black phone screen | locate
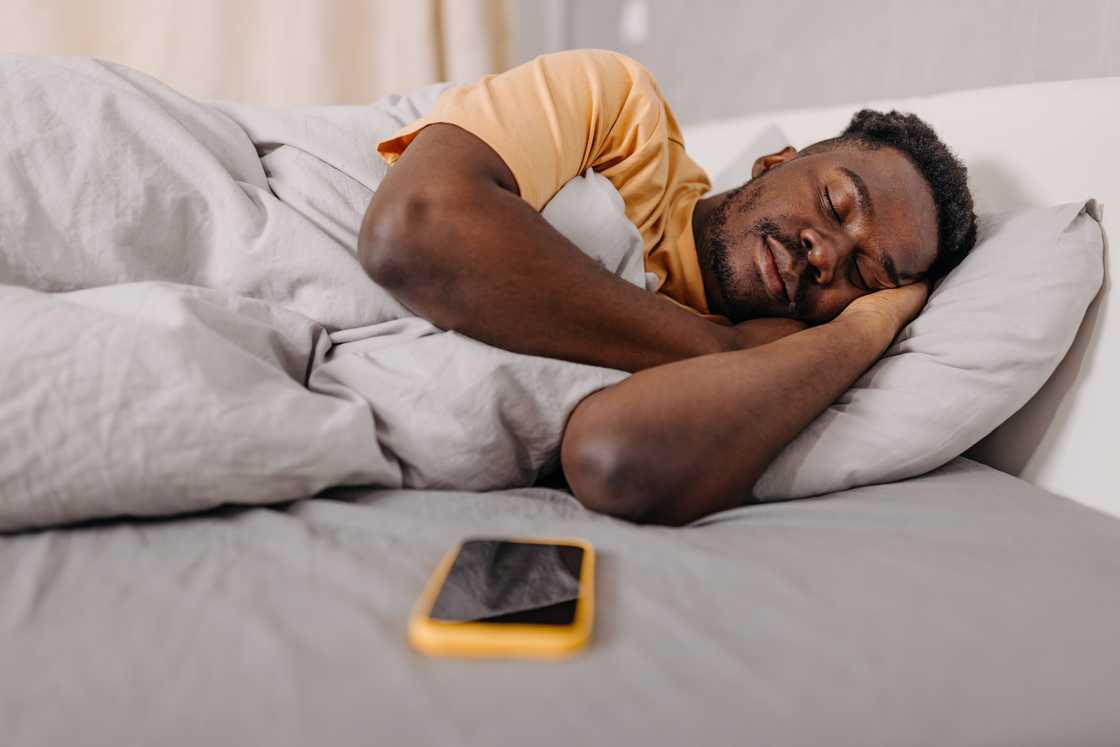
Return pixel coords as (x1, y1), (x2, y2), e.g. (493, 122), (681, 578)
(429, 539), (584, 626)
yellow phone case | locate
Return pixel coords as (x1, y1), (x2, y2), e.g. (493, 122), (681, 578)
(408, 536), (595, 659)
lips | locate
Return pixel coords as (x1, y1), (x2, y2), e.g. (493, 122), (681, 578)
(765, 236), (800, 312)
(756, 235), (789, 304)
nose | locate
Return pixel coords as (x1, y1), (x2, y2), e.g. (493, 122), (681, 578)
(799, 226), (854, 286)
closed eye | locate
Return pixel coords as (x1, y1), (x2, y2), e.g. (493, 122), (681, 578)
(828, 190), (871, 288)
(825, 187), (842, 225)
(849, 257), (870, 290)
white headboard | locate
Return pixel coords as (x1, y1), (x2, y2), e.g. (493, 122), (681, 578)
(683, 77), (1116, 517)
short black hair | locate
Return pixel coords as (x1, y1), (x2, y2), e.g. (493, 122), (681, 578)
(804, 109), (977, 282)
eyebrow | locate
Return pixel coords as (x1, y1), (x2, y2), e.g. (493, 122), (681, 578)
(838, 166), (906, 287)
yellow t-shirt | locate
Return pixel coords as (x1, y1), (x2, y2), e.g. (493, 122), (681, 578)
(376, 49), (729, 324)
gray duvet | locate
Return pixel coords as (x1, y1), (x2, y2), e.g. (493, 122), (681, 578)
(0, 56), (631, 530)
(3, 458), (1120, 746)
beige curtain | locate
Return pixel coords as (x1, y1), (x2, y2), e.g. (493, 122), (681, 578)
(0, 0), (510, 105)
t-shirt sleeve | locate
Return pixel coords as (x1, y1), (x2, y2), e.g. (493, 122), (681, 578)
(376, 49), (674, 215)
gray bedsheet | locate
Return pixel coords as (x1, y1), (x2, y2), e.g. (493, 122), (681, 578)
(3, 457), (1119, 747)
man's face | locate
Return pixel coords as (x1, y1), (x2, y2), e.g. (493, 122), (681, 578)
(696, 144), (939, 325)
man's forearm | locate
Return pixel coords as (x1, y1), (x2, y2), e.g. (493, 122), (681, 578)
(361, 176), (727, 373)
(561, 310), (898, 525)
(359, 124), (728, 373)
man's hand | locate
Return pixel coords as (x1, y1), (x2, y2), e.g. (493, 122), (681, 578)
(840, 281), (930, 336)
(716, 281), (929, 354)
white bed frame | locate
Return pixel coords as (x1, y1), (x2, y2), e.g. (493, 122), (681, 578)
(683, 77), (1117, 517)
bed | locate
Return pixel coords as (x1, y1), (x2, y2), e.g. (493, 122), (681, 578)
(4, 458), (1120, 746)
(2, 63), (1118, 746)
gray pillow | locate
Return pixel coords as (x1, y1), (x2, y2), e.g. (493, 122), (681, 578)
(752, 200), (1105, 500)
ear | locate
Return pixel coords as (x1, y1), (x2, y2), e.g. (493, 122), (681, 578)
(751, 145), (797, 179)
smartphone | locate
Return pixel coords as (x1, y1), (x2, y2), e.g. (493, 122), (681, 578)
(408, 536), (595, 659)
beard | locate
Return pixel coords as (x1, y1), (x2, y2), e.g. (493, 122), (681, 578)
(700, 175), (810, 322)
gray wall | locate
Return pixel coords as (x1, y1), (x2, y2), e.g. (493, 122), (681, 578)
(513, 0), (1120, 125)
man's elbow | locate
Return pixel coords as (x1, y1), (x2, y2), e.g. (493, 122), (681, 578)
(358, 188), (440, 290)
(357, 189), (465, 328)
(560, 410), (755, 526)
(561, 426), (664, 524)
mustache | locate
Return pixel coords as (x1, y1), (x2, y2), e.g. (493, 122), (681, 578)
(751, 218), (811, 315)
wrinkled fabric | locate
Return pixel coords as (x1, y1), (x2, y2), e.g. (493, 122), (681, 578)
(0, 55), (635, 530)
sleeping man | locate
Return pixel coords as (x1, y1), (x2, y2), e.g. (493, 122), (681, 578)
(359, 49), (978, 526)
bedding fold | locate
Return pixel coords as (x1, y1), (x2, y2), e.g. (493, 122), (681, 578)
(0, 55), (634, 530)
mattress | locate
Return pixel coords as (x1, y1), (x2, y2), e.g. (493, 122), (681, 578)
(3, 457), (1119, 747)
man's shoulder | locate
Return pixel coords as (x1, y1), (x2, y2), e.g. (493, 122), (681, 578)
(547, 48), (645, 68)
(532, 48), (658, 89)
